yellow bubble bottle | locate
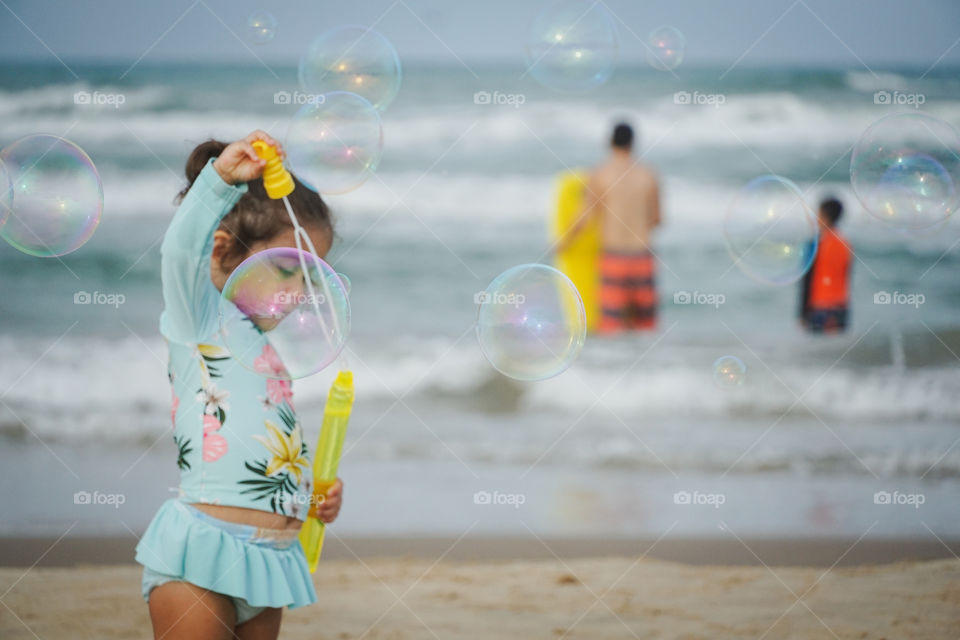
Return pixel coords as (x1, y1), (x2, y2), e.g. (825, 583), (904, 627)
(251, 140), (294, 199)
(300, 370), (355, 572)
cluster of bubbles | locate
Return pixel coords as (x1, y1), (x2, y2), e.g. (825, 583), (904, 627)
(850, 113), (960, 232)
(476, 264), (586, 381)
(523, 2), (690, 90)
(723, 175), (819, 285)
(221, 24), (402, 377)
(524, 0), (618, 92)
(283, 26), (401, 196)
(219, 248), (351, 380)
(646, 26), (686, 71)
(247, 11), (277, 44)
(0, 134), (102, 257)
(713, 356), (746, 388)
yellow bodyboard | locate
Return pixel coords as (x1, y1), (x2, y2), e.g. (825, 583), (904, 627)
(551, 171), (600, 332)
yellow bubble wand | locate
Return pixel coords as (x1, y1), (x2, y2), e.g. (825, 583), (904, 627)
(253, 141), (354, 572)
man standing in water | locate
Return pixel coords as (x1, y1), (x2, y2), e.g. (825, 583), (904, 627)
(558, 122), (662, 332)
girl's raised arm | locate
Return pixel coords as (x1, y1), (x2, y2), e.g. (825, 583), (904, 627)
(160, 158), (247, 345)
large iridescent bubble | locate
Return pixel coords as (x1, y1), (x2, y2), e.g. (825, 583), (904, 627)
(646, 26), (686, 71)
(850, 113), (960, 232)
(219, 248), (350, 380)
(0, 135), (102, 257)
(476, 264), (586, 381)
(286, 91), (383, 195)
(524, 0), (618, 92)
(724, 175), (818, 285)
(299, 25), (402, 111)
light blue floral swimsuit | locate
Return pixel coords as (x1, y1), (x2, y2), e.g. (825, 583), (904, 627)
(135, 159), (317, 619)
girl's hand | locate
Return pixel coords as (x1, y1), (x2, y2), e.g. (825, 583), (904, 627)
(317, 478), (343, 524)
(213, 130), (285, 185)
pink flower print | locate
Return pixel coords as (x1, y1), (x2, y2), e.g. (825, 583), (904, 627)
(254, 344), (289, 378)
(255, 344), (294, 408)
(202, 414), (228, 462)
(171, 390), (180, 427)
(266, 378), (294, 409)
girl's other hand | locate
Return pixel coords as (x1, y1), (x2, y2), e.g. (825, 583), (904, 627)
(317, 478), (343, 524)
(213, 130), (285, 185)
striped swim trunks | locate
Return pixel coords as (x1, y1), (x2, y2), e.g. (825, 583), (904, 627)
(599, 251), (657, 332)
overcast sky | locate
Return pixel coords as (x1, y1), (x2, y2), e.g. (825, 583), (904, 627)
(2, 0), (959, 69)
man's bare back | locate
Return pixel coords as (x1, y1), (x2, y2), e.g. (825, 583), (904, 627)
(587, 155), (661, 252)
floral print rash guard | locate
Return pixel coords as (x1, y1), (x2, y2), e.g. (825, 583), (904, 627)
(161, 159), (312, 520)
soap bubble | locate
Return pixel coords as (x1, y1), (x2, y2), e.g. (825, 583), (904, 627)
(299, 25), (402, 111)
(713, 356), (746, 388)
(247, 11), (277, 43)
(646, 25), (686, 71)
(336, 272), (351, 295)
(0, 134), (102, 257)
(724, 175), (818, 285)
(0, 158), (11, 230)
(524, 0), (618, 92)
(286, 91), (383, 195)
(219, 248), (350, 380)
(850, 113), (960, 232)
(476, 264), (586, 381)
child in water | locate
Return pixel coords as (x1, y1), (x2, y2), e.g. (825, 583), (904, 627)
(136, 130), (343, 639)
(800, 197), (852, 334)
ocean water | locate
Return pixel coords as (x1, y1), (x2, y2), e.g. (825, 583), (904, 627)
(1, 62), (959, 540)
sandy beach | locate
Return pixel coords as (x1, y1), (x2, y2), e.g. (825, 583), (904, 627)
(2, 553), (958, 639)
